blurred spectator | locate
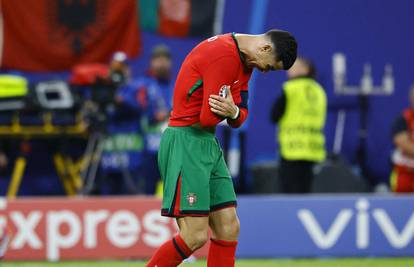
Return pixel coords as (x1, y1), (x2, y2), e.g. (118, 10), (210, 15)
(97, 52), (148, 195)
(99, 46), (171, 195)
(390, 85), (414, 193)
(134, 45), (173, 194)
(270, 57), (327, 193)
(109, 51), (130, 87)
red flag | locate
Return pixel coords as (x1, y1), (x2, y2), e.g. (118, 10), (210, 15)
(158, 0), (191, 37)
(1, 0), (141, 71)
(140, 0), (221, 38)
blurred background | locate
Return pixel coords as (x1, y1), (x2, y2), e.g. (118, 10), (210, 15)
(1, 0), (414, 264)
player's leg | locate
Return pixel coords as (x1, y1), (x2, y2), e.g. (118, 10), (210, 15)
(146, 216), (208, 267)
(176, 216), (209, 250)
(208, 205), (239, 267)
(209, 206), (240, 241)
(146, 126), (216, 267)
(207, 206), (239, 267)
(207, 149), (239, 267)
(208, 207), (240, 266)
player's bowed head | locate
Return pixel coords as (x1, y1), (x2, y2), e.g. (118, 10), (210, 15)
(236, 29), (297, 72)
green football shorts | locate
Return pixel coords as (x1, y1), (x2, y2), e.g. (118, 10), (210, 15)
(158, 126), (237, 217)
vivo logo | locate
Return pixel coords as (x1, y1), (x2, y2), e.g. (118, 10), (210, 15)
(298, 198), (414, 249)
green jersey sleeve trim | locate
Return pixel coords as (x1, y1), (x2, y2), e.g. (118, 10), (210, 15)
(186, 79), (203, 101)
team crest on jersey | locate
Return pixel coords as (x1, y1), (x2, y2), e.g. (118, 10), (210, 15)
(219, 85), (230, 98)
(186, 193), (197, 206)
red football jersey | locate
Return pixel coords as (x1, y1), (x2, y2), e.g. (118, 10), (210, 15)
(169, 33), (252, 128)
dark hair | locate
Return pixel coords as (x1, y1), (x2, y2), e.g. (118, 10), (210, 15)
(266, 29), (297, 70)
(151, 44), (171, 59)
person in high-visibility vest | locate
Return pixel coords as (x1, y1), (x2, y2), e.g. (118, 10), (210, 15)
(390, 85), (414, 193)
(270, 57), (327, 193)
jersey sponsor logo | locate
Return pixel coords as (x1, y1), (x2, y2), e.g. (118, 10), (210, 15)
(219, 85), (230, 98)
(186, 193), (197, 207)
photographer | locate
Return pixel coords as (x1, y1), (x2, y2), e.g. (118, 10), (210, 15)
(134, 45), (172, 195)
(98, 52), (149, 194)
(101, 49), (170, 194)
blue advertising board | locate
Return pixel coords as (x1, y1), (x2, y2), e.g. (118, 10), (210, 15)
(236, 195), (414, 257)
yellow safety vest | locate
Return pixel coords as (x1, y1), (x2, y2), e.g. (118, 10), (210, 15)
(278, 78), (327, 161)
(0, 75), (28, 98)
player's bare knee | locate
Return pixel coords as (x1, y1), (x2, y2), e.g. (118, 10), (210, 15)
(234, 216), (241, 236)
(226, 216), (240, 239)
(195, 231), (209, 249)
(187, 230), (209, 250)
(215, 216), (240, 240)
(180, 225), (208, 251)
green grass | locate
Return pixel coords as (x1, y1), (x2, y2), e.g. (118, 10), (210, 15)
(2, 258), (414, 267)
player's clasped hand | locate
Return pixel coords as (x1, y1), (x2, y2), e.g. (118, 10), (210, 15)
(209, 87), (238, 118)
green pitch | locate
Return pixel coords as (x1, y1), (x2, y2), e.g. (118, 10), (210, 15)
(2, 258), (414, 267)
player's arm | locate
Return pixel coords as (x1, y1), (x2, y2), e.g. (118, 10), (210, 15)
(209, 81), (249, 128)
(199, 56), (238, 127)
(226, 88), (248, 128)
